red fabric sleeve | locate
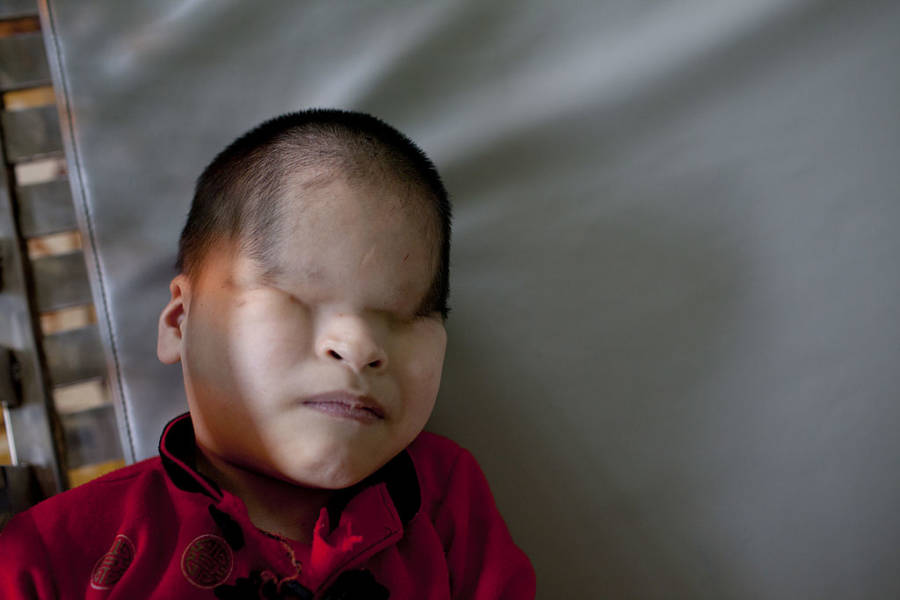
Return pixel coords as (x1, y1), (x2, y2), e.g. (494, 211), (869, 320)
(434, 449), (536, 599)
(0, 512), (59, 599)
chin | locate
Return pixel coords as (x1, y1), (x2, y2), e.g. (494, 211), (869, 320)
(275, 456), (379, 491)
(295, 471), (371, 491)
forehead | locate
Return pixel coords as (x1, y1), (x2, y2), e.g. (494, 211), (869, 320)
(257, 175), (438, 301)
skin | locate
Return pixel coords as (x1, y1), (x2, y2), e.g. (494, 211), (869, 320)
(156, 175), (447, 542)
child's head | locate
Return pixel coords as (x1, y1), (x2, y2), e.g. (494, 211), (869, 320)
(157, 109), (451, 490)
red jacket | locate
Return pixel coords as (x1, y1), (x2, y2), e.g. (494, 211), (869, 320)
(0, 413), (535, 599)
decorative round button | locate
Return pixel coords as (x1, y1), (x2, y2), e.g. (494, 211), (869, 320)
(90, 534), (135, 590)
(181, 534), (233, 588)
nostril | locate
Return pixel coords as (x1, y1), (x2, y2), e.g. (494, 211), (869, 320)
(368, 359), (383, 369)
(328, 350), (342, 360)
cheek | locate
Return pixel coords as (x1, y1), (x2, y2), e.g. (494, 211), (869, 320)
(245, 304), (308, 356)
(233, 303), (313, 379)
(397, 324), (447, 412)
(187, 299), (312, 394)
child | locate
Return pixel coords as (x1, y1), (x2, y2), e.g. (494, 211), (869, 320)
(0, 110), (535, 599)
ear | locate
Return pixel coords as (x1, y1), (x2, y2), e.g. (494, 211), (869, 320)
(157, 274), (190, 364)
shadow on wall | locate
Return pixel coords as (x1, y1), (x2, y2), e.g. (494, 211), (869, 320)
(426, 7), (759, 595)
(433, 173), (748, 596)
(428, 2), (875, 596)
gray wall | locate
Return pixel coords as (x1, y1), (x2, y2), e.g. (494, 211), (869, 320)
(42, 0), (900, 597)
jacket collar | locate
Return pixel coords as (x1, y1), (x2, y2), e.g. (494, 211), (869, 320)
(157, 412), (421, 527)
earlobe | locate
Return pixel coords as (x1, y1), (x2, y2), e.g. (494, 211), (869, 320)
(157, 275), (189, 364)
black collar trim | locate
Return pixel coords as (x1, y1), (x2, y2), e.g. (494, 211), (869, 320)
(158, 413), (421, 526)
(158, 413), (223, 498)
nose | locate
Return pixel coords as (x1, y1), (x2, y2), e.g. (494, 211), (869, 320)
(316, 313), (388, 373)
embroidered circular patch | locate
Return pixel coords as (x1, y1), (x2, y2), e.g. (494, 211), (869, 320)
(90, 534), (135, 590)
(181, 534), (233, 588)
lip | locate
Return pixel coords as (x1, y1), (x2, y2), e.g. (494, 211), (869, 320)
(300, 391), (386, 423)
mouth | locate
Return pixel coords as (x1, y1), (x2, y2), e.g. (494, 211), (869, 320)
(300, 391), (386, 423)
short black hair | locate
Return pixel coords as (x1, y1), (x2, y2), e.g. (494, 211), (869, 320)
(176, 109), (451, 318)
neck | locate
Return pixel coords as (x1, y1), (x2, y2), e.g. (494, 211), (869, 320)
(195, 447), (332, 544)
